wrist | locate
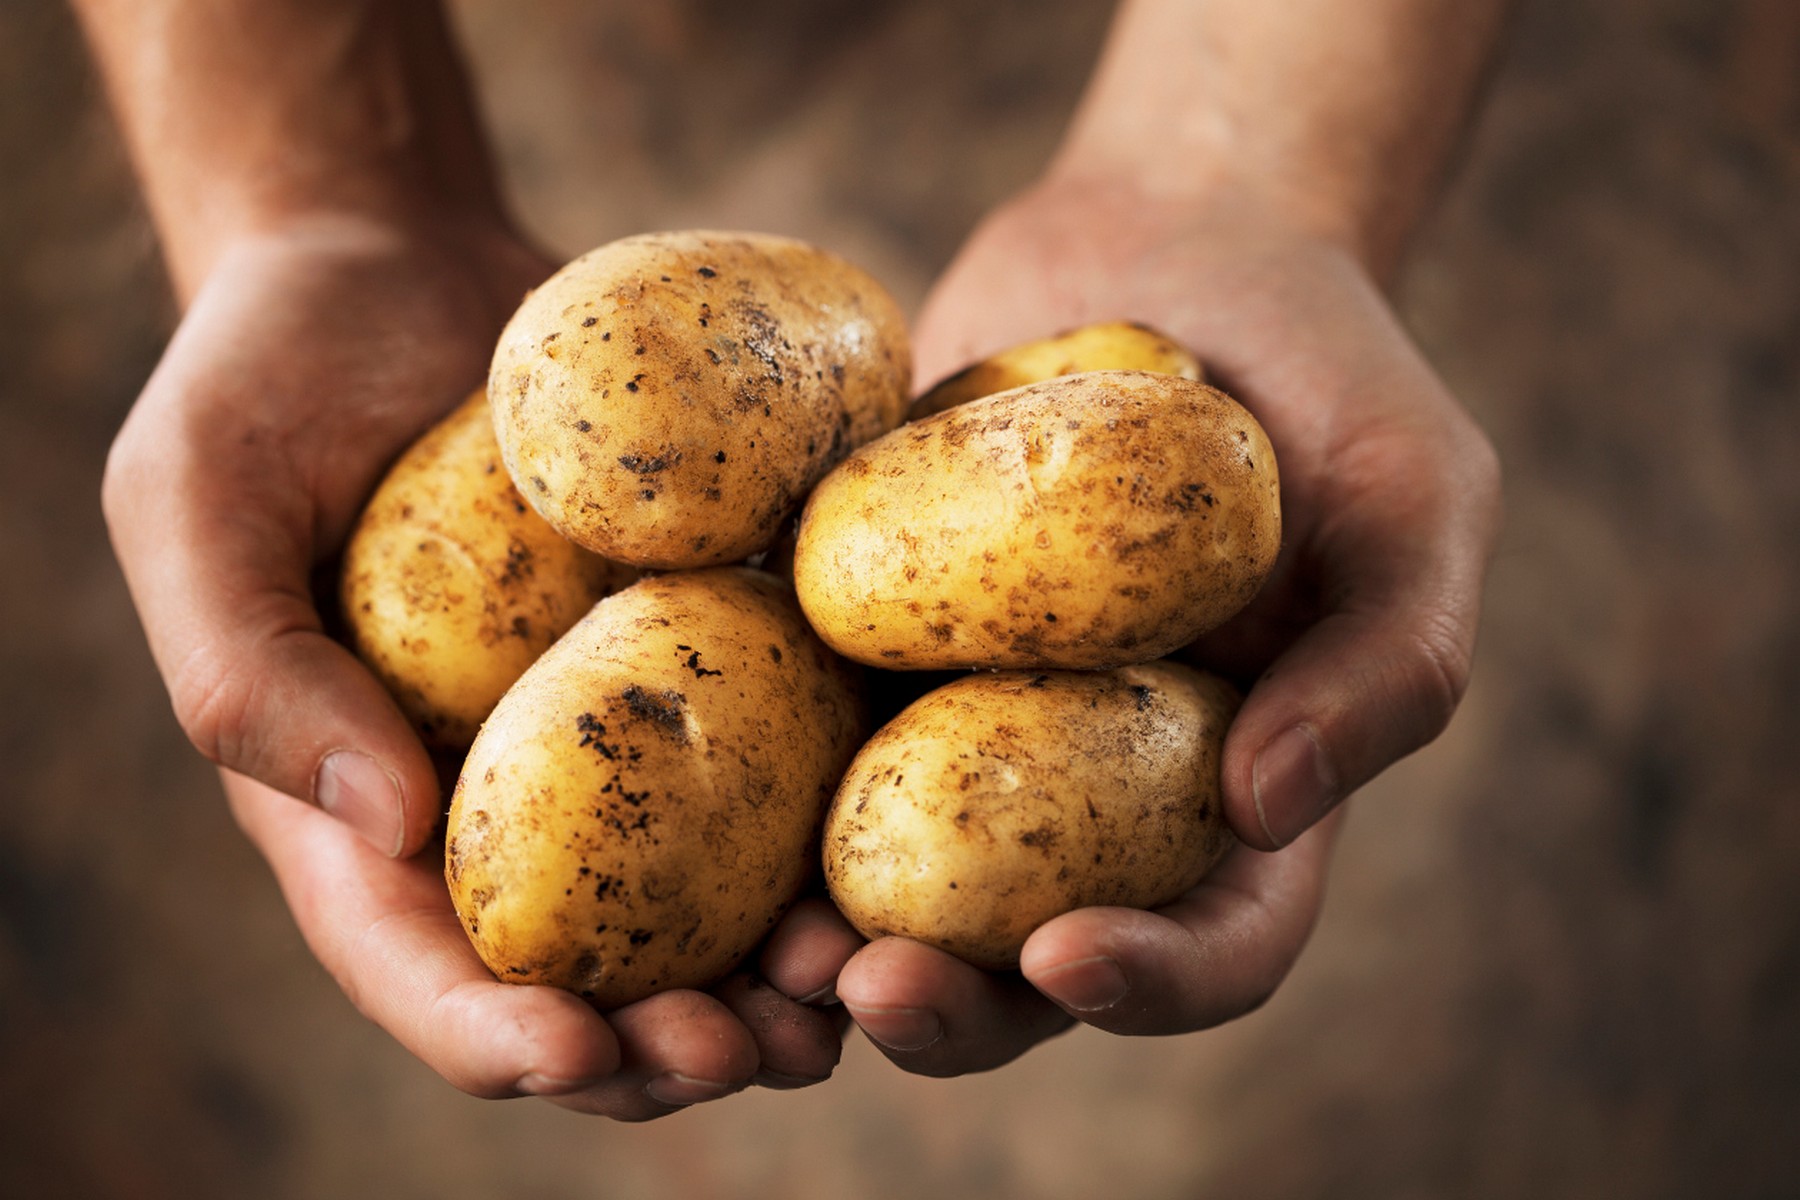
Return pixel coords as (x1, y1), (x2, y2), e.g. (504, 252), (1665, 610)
(1020, 166), (1384, 282)
(160, 182), (526, 308)
(186, 205), (551, 333)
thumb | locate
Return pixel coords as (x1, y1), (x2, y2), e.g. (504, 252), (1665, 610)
(1206, 442), (1502, 851)
(103, 412), (440, 858)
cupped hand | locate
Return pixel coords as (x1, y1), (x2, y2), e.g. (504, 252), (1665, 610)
(834, 177), (1502, 1072)
(103, 212), (550, 856)
(224, 770), (853, 1119)
(108, 213), (854, 1116)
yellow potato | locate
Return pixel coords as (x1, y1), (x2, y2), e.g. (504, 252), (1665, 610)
(489, 230), (911, 569)
(823, 663), (1239, 969)
(340, 391), (635, 749)
(446, 568), (866, 1008)
(909, 320), (1202, 420)
(793, 370), (1281, 670)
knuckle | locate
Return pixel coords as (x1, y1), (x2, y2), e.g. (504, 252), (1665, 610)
(1463, 425), (1505, 521)
(98, 426), (148, 541)
(1400, 616), (1474, 743)
(169, 647), (260, 770)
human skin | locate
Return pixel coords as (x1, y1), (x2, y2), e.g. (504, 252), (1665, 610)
(77, 0), (849, 1120)
(828, 0), (1510, 1072)
(79, 0), (1509, 1105)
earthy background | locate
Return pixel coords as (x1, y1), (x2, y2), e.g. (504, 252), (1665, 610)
(4, 1), (1799, 1196)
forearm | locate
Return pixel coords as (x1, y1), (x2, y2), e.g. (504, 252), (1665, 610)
(72, 0), (506, 300)
(1050, 0), (1514, 276)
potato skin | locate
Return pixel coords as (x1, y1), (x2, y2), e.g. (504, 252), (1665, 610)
(793, 370), (1281, 670)
(909, 320), (1203, 420)
(445, 568), (866, 1009)
(489, 231), (911, 569)
(823, 663), (1239, 969)
(340, 391), (635, 749)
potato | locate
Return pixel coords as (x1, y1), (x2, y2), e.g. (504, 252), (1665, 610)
(823, 663), (1239, 969)
(445, 568), (866, 1008)
(793, 370), (1281, 670)
(489, 231), (911, 569)
(909, 319), (1203, 420)
(340, 390), (635, 749)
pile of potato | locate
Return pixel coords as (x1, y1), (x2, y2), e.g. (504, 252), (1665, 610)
(340, 231), (1280, 1008)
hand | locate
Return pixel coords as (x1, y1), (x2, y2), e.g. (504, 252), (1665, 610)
(832, 177), (1502, 1072)
(224, 771), (855, 1118)
(106, 213), (852, 1116)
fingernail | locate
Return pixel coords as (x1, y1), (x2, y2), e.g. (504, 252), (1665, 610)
(796, 983), (839, 1006)
(644, 1072), (735, 1107)
(1034, 956), (1129, 1013)
(1253, 724), (1338, 848)
(843, 1004), (942, 1052)
(315, 750), (406, 857)
(515, 1072), (605, 1097)
(753, 1067), (829, 1090)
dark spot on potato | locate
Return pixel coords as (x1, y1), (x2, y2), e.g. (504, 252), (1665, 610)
(1129, 684), (1154, 711)
(602, 331), (611, 341)
(681, 649), (723, 679)
(1045, 612), (1058, 623)
(1019, 825), (1058, 850)
(714, 450), (728, 463)
(581, 316), (598, 327)
(697, 266), (717, 277)
(768, 645), (782, 663)
(621, 684), (689, 740)
(641, 489), (656, 500)
(628, 929), (654, 947)
(618, 452), (674, 474)
(577, 713), (621, 761)
(576, 419), (592, 432)
(530, 476), (548, 493)
(625, 380), (639, 393)
(499, 540), (534, 584)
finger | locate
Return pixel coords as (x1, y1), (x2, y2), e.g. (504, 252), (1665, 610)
(105, 352), (441, 857)
(547, 990), (762, 1121)
(836, 938), (1074, 1077)
(224, 771), (621, 1097)
(1206, 434), (1502, 850)
(758, 895), (865, 1005)
(1021, 817), (1340, 1035)
(713, 973), (848, 1090)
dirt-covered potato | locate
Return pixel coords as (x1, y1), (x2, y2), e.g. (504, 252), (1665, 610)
(909, 319), (1203, 420)
(446, 568), (866, 1009)
(489, 230), (911, 569)
(340, 390), (636, 749)
(823, 663), (1239, 969)
(793, 370), (1281, 670)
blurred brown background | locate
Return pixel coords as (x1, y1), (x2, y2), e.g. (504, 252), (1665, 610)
(4, 1), (1799, 1196)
